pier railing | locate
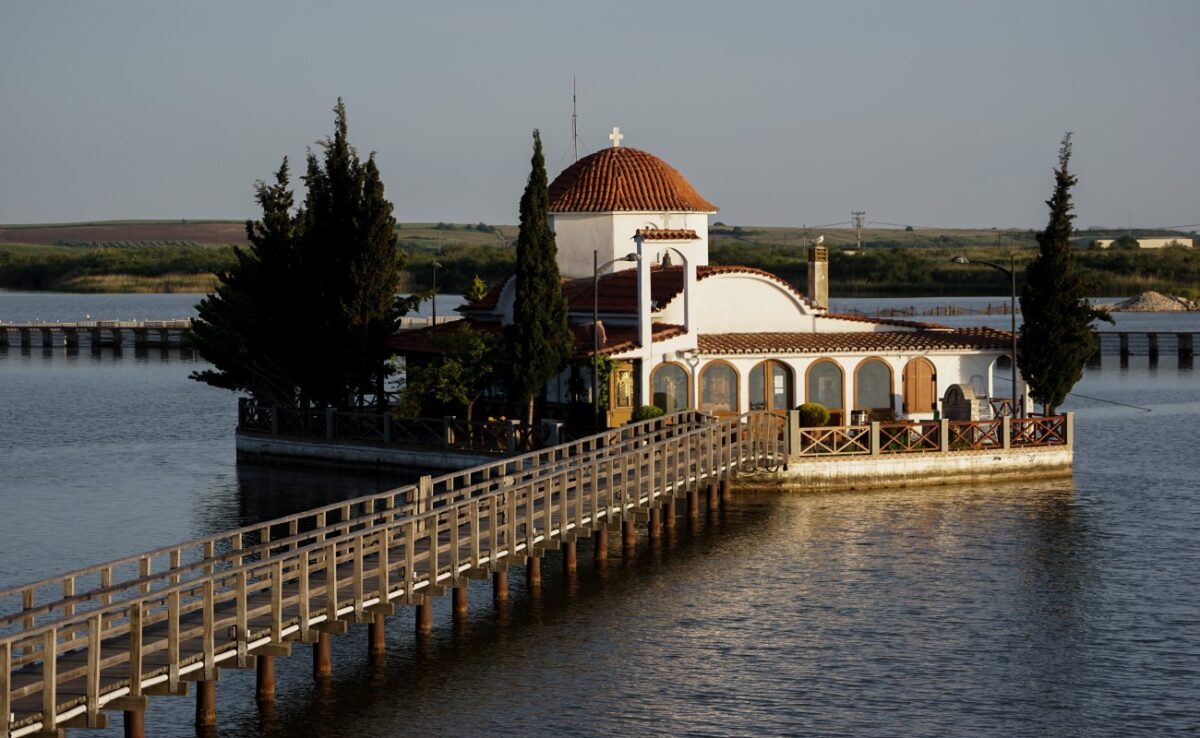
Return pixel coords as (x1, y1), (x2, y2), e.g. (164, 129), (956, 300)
(238, 399), (558, 455)
(0, 409), (784, 737)
(790, 414), (1072, 458)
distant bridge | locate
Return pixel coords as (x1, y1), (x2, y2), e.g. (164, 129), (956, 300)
(0, 316), (456, 349)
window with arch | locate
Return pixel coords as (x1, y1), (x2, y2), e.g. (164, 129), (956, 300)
(854, 358), (893, 410)
(806, 359), (844, 411)
(749, 360), (793, 411)
(652, 363), (690, 414)
(700, 362), (739, 415)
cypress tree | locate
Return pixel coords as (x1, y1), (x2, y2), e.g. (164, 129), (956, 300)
(191, 159), (303, 403)
(507, 130), (573, 427)
(298, 99), (403, 407)
(193, 100), (405, 409)
(1018, 133), (1108, 415)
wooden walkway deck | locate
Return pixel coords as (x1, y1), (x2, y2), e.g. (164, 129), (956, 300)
(0, 410), (784, 737)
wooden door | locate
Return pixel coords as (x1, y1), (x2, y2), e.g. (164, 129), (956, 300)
(902, 358), (936, 414)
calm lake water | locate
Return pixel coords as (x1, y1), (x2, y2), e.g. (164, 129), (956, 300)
(1, 292), (1197, 736)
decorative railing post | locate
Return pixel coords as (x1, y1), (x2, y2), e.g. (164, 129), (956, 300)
(939, 419), (949, 453)
(787, 410), (801, 459)
(1065, 412), (1074, 449)
(1001, 416), (1011, 450)
(870, 422), (881, 455)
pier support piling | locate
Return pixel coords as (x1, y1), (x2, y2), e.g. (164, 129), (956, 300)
(563, 540), (577, 574)
(416, 594), (433, 635)
(687, 488), (699, 520)
(593, 529), (607, 561)
(256, 654), (275, 703)
(665, 497), (677, 532)
(452, 585), (469, 617)
(369, 613), (387, 656)
(195, 680), (217, 730)
(493, 570), (508, 602)
(720, 479), (732, 503)
(622, 519), (636, 553)
(648, 508), (662, 540)
(313, 631), (332, 679)
(526, 556), (542, 588)
(707, 483), (720, 514)
(123, 710), (144, 738)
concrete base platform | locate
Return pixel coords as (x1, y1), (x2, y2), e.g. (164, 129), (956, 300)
(236, 431), (493, 472)
(741, 447), (1073, 493)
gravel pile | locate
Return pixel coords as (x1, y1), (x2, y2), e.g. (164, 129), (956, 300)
(1112, 291), (1194, 312)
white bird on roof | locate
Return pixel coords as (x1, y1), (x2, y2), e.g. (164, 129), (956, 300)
(815, 235), (824, 245)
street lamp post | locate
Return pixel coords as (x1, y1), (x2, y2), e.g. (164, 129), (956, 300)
(951, 254), (1019, 416)
(593, 250), (640, 432)
(430, 260), (443, 325)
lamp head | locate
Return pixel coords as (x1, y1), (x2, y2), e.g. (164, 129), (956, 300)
(431, 260), (444, 269)
(620, 253), (639, 262)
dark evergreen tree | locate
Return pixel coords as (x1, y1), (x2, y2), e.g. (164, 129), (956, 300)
(1018, 133), (1109, 415)
(506, 130), (573, 427)
(193, 100), (408, 408)
(191, 159), (302, 404)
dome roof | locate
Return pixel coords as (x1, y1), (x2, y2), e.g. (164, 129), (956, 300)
(548, 147), (717, 213)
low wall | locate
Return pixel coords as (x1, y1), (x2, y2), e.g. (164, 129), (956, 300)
(236, 431), (494, 472)
(741, 446), (1073, 493)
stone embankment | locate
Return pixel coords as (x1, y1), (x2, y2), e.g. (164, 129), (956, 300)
(1105, 291), (1196, 312)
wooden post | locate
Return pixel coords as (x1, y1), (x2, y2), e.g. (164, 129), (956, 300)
(256, 654), (275, 703)
(687, 488), (699, 520)
(648, 508), (662, 541)
(493, 570), (508, 602)
(526, 556), (541, 588)
(664, 497), (677, 532)
(1119, 332), (1130, 364)
(707, 482), (719, 514)
(369, 613), (387, 656)
(123, 709), (144, 738)
(622, 519), (636, 553)
(313, 632), (332, 679)
(1178, 333), (1194, 359)
(563, 540), (577, 574)
(593, 529), (607, 561)
(195, 680), (216, 729)
(1148, 332), (1159, 360)
(416, 594), (432, 635)
(452, 585), (469, 617)
(720, 478), (732, 503)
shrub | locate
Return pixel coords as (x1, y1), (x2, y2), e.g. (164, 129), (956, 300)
(631, 405), (665, 422)
(796, 402), (829, 427)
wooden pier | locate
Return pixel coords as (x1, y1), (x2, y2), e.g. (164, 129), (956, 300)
(0, 321), (193, 349)
(1091, 330), (1197, 367)
(0, 410), (782, 737)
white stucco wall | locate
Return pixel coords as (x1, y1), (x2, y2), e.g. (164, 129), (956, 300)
(675, 275), (815, 333)
(551, 211), (711, 279)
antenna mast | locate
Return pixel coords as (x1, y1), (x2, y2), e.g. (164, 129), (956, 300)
(571, 77), (579, 162)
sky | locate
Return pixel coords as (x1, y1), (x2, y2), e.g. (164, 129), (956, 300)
(1, 0), (1197, 230)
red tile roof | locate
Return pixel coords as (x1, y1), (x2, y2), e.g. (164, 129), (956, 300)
(696, 328), (1012, 355)
(548, 147), (718, 213)
(819, 312), (950, 330)
(639, 228), (699, 240)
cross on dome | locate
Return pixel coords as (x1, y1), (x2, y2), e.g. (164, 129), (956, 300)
(609, 126), (623, 148)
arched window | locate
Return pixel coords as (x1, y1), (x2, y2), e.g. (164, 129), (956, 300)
(700, 362), (739, 415)
(749, 360), (793, 411)
(854, 358), (893, 411)
(806, 360), (844, 411)
(652, 363), (690, 414)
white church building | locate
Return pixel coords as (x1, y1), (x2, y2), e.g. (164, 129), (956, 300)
(395, 129), (1027, 428)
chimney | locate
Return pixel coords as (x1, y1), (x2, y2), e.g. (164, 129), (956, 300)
(807, 245), (828, 309)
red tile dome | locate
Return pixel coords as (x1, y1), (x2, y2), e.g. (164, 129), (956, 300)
(548, 147), (717, 213)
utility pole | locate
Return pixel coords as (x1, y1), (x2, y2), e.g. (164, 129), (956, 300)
(571, 77), (579, 163)
(851, 210), (866, 250)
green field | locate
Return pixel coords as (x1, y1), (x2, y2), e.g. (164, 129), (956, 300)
(1, 220), (1196, 297)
